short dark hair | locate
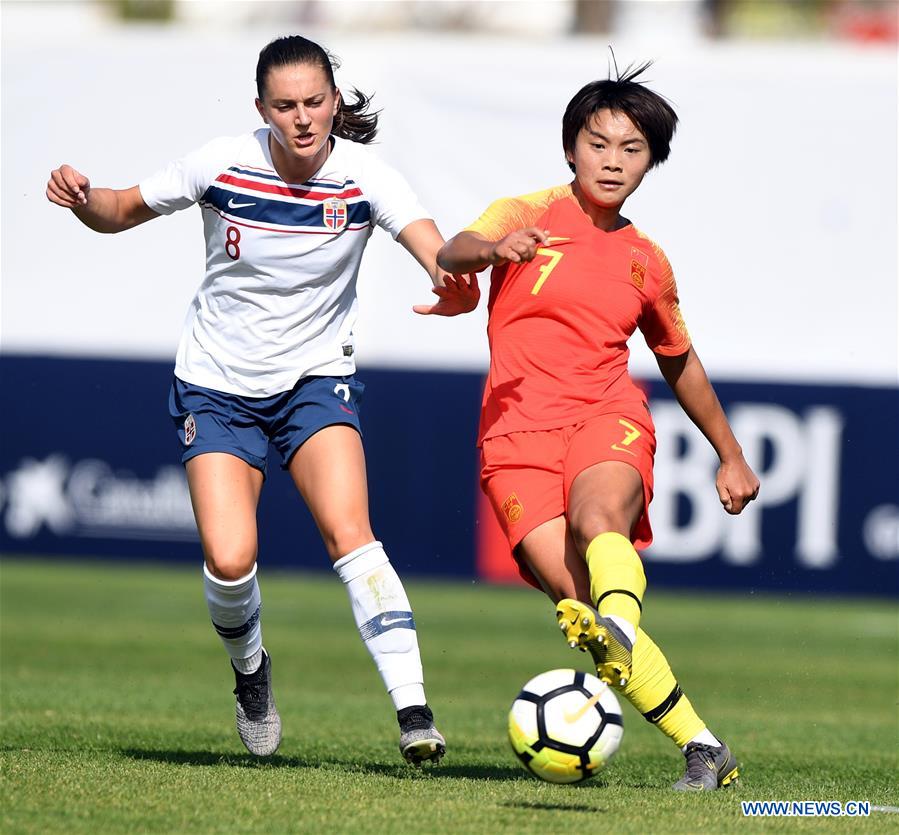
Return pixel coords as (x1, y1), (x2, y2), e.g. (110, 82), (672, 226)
(562, 61), (678, 172)
(255, 35), (380, 144)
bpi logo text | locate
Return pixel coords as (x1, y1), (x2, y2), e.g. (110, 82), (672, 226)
(648, 403), (850, 567)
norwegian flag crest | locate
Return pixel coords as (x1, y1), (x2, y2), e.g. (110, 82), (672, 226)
(323, 198), (348, 231)
(184, 414), (197, 446)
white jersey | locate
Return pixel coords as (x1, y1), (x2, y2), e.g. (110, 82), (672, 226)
(139, 129), (429, 397)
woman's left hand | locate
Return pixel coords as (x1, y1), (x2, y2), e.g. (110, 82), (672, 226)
(413, 273), (480, 316)
(716, 455), (760, 515)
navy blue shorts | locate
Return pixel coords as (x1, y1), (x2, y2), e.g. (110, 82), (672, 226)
(168, 375), (365, 476)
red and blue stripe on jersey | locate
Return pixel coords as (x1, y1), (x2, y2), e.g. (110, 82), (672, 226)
(200, 164), (372, 233)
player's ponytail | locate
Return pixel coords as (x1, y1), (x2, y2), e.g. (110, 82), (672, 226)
(256, 35), (380, 144)
(332, 87), (380, 145)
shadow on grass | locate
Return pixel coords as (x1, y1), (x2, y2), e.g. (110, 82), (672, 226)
(500, 800), (609, 813)
(121, 748), (525, 781)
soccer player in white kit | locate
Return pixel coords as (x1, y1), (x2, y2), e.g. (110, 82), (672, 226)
(46, 34), (478, 765)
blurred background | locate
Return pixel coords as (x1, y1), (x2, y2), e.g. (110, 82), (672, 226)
(2, 0), (897, 595)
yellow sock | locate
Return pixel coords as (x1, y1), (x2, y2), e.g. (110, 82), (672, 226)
(586, 532), (646, 631)
(617, 628), (706, 749)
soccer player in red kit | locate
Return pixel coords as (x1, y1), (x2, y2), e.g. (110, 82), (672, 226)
(432, 63), (760, 791)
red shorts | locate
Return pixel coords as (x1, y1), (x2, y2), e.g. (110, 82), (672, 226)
(479, 406), (657, 555)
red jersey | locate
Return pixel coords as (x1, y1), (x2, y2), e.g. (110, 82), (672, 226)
(466, 184), (690, 443)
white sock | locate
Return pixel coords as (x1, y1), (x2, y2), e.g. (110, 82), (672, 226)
(683, 728), (722, 751)
(232, 646), (263, 675)
(607, 614), (637, 647)
(203, 563), (263, 669)
(333, 541), (426, 710)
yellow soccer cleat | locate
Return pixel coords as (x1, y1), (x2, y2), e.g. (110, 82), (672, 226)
(555, 599), (633, 687)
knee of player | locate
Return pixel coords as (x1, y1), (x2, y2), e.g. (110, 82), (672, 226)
(205, 544), (258, 581)
(323, 521), (376, 560)
(568, 509), (633, 554)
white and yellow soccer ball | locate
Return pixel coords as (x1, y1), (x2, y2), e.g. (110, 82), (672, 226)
(508, 668), (624, 784)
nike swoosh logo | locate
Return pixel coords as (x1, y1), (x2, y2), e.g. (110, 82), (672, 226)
(611, 443), (637, 457)
(563, 687), (606, 723)
(227, 198), (256, 209)
(381, 616), (412, 626)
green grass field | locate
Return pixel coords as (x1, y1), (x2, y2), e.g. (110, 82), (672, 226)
(1, 558), (896, 834)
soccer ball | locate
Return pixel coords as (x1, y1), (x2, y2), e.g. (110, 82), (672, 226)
(508, 668), (623, 784)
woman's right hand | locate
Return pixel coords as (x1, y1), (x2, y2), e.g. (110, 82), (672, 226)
(490, 227), (549, 265)
(47, 164), (91, 208)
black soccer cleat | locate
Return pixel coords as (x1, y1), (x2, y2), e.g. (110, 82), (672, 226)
(232, 649), (282, 756)
(397, 704), (445, 766)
